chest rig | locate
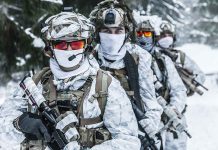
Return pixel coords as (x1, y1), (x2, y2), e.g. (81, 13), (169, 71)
(21, 68), (112, 149)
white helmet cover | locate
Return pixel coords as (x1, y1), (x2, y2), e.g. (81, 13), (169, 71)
(41, 12), (95, 41)
(41, 12), (95, 72)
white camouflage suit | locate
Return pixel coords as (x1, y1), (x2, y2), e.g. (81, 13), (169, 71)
(0, 58), (141, 150)
(152, 48), (188, 150)
(95, 42), (163, 138)
(174, 50), (206, 85)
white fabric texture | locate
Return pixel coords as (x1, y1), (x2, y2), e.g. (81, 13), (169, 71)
(96, 42), (163, 136)
(152, 51), (187, 113)
(64, 127), (79, 142)
(50, 56), (95, 80)
(64, 141), (80, 150)
(175, 51), (206, 85)
(0, 82), (43, 149)
(56, 113), (78, 131)
(99, 33), (126, 61)
(161, 117), (188, 150)
(41, 12), (94, 41)
(157, 37), (174, 49)
(53, 48), (84, 69)
(0, 66), (140, 150)
(151, 50), (187, 150)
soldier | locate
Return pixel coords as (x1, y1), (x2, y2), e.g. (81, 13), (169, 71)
(0, 11), (141, 150)
(89, 0), (163, 149)
(156, 21), (206, 96)
(135, 19), (188, 150)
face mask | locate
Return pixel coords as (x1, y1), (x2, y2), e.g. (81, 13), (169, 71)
(53, 49), (84, 71)
(137, 37), (154, 52)
(99, 33), (126, 61)
(158, 37), (174, 49)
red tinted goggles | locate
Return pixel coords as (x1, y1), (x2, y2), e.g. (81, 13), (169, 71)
(52, 40), (85, 50)
(136, 31), (153, 37)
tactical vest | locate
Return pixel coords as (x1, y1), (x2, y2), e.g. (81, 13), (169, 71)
(21, 68), (112, 150)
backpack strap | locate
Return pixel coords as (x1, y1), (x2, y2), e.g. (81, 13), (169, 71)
(79, 70), (112, 126)
(32, 67), (50, 85)
(179, 50), (186, 67)
(95, 70), (112, 117)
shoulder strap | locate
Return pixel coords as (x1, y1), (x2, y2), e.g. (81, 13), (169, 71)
(153, 53), (170, 100)
(95, 70), (112, 117)
(79, 70), (112, 126)
(124, 51), (145, 113)
(130, 53), (139, 65)
(179, 50), (186, 67)
(32, 67), (51, 85)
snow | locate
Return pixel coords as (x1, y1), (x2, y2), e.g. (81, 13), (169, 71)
(178, 43), (218, 74)
(186, 76), (218, 150)
(25, 28), (45, 48)
(0, 43), (218, 149)
(0, 87), (6, 105)
(41, 0), (63, 5)
(132, 10), (163, 35)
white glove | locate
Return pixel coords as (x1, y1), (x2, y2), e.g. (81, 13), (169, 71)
(139, 118), (158, 138)
(56, 111), (80, 142)
(64, 141), (80, 150)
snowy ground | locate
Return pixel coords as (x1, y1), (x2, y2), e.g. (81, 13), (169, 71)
(0, 43), (218, 149)
(178, 43), (218, 150)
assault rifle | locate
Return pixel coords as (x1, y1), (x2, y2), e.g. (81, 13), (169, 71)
(157, 96), (192, 138)
(20, 76), (68, 150)
(177, 67), (208, 96)
(160, 48), (208, 95)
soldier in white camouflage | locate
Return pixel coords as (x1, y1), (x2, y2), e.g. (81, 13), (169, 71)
(135, 18), (188, 150)
(156, 20), (206, 96)
(89, 1), (163, 149)
(0, 11), (141, 150)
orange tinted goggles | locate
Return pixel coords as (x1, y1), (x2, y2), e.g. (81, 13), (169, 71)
(136, 31), (153, 37)
(52, 40), (85, 50)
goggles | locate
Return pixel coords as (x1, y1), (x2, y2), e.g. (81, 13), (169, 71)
(136, 31), (153, 37)
(52, 40), (85, 50)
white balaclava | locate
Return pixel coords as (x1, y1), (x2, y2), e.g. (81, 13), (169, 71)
(53, 48), (85, 72)
(157, 36), (174, 49)
(99, 32), (126, 61)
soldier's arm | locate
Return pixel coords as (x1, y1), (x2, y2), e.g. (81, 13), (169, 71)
(165, 55), (187, 113)
(133, 45), (163, 134)
(91, 77), (141, 150)
(177, 51), (206, 84)
(0, 84), (27, 148)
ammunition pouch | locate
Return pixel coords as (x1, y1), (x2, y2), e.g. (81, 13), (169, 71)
(78, 127), (111, 147)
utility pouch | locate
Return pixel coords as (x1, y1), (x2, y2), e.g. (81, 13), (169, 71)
(78, 127), (111, 147)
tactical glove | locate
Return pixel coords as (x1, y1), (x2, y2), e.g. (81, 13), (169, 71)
(13, 112), (51, 141)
